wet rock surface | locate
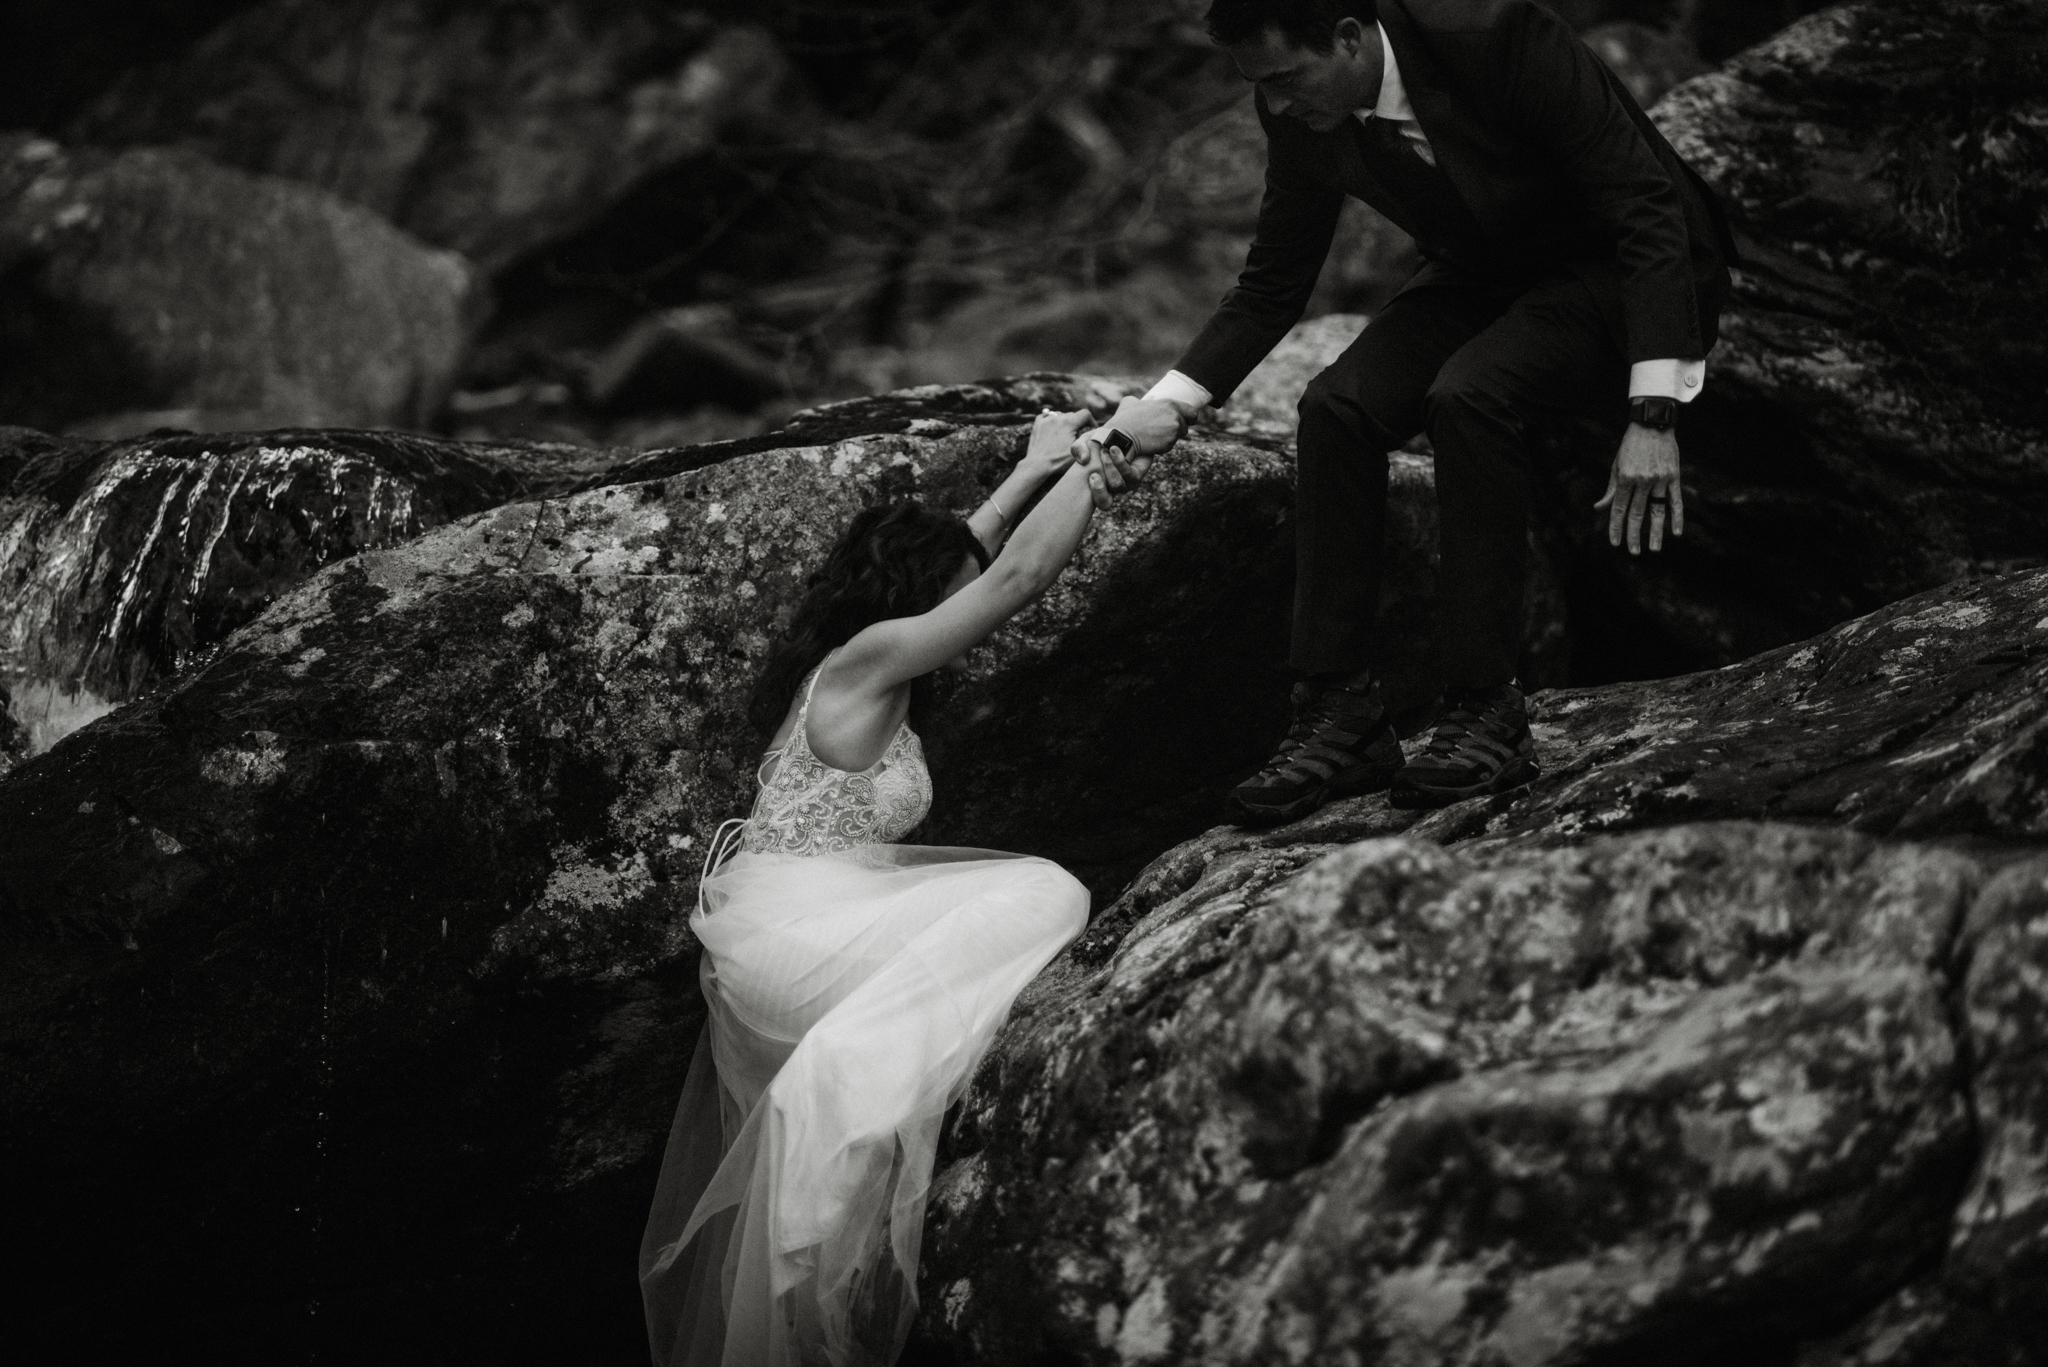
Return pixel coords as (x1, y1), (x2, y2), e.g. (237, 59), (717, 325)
(0, 134), (477, 436)
(0, 424), (615, 769)
(574, 373), (1150, 492)
(1946, 858), (2048, 1360)
(917, 564), (2048, 1367)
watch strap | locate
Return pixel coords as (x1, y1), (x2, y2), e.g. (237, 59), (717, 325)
(1628, 395), (1679, 431)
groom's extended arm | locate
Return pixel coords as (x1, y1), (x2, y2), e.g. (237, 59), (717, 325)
(1170, 93), (1345, 406)
(1071, 97), (1341, 500)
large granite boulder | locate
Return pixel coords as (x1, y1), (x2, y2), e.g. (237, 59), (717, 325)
(66, 1), (793, 275)
(0, 134), (477, 436)
(0, 425), (615, 771)
(916, 563), (2048, 1366)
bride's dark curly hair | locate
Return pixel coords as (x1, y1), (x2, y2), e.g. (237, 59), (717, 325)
(748, 501), (991, 735)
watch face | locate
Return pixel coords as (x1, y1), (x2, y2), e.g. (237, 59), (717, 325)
(1104, 428), (1135, 456)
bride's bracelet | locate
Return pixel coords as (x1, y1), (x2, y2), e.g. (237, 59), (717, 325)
(986, 492), (1012, 526)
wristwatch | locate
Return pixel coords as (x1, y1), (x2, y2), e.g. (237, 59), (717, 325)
(1101, 427), (1137, 460)
(1628, 395), (1679, 431)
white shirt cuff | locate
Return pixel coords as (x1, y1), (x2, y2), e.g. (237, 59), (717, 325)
(1630, 358), (1707, 402)
(1145, 370), (1213, 409)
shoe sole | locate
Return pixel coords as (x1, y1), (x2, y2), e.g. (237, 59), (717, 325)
(1387, 757), (1540, 811)
(1225, 758), (1402, 828)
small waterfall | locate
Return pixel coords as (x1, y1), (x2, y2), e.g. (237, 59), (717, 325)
(1, 435), (456, 764)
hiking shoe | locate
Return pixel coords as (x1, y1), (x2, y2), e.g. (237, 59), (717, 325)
(1226, 674), (1404, 827)
(1389, 683), (1538, 810)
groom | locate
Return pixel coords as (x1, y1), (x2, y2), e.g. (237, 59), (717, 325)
(1082, 0), (1733, 822)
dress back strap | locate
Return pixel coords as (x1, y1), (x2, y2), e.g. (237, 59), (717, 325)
(696, 816), (749, 917)
(755, 659), (830, 787)
(802, 657), (828, 712)
(785, 658), (831, 761)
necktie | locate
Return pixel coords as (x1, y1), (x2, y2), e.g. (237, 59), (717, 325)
(1359, 112), (1431, 168)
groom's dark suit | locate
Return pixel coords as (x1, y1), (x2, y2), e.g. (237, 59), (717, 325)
(1174, 0), (1734, 688)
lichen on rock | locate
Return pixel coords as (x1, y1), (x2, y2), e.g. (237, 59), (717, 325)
(910, 538), (2048, 1365)
(919, 813), (2027, 1365)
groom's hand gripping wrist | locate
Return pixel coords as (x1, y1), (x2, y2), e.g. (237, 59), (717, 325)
(1070, 397), (1186, 507)
(1112, 396), (1191, 455)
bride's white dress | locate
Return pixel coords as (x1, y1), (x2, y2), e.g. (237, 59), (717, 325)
(640, 662), (1089, 1366)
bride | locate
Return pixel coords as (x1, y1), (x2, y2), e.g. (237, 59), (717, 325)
(640, 397), (1186, 1366)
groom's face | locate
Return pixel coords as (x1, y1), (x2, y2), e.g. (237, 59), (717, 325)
(1229, 18), (1385, 132)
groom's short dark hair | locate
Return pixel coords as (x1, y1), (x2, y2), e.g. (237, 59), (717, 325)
(1205, 0), (1380, 52)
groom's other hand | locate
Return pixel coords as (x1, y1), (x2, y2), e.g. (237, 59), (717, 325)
(1072, 398), (1192, 509)
(1593, 422), (1685, 555)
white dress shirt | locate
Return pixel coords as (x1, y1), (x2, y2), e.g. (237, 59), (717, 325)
(1148, 23), (1706, 414)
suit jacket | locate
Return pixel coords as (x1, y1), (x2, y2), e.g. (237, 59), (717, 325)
(1175, 0), (1736, 403)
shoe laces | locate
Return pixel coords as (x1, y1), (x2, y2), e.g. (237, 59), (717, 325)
(1262, 682), (1380, 775)
(1264, 687), (1321, 767)
(1424, 691), (1520, 759)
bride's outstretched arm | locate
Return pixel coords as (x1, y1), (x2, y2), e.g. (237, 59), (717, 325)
(965, 408), (1091, 557)
(835, 449), (1148, 690)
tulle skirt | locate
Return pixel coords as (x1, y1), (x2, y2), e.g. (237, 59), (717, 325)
(640, 843), (1089, 1367)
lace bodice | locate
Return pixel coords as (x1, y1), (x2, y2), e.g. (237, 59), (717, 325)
(738, 661), (932, 857)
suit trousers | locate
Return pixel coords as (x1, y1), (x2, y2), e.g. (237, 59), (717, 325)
(1290, 265), (1627, 688)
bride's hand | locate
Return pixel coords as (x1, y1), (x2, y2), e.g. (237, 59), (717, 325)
(1020, 408), (1093, 482)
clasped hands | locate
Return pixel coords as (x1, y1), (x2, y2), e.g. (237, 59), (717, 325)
(1068, 397), (1195, 510)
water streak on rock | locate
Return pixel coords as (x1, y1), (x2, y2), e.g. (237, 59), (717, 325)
(0, 428), (584, 766)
